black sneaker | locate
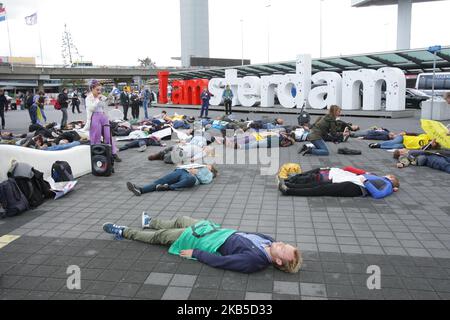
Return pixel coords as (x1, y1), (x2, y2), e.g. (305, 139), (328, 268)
(113, 154), (122, 163)
(156, 184), (170, 192)
(369, 143), (381, 149)
(298, 144), (308, 154)
(127, 182), (142, 196)
(302, 147), (313, 156)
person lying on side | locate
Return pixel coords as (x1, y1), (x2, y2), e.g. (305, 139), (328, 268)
(394, 149), (450, 174)
(279, 167), (399, 199)
(102, 213), (302, 274)
(126, 165), (218, 196)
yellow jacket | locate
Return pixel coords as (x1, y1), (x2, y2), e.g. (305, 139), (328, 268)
(403, 134), (431, 150)
(278, 163), (302, 180)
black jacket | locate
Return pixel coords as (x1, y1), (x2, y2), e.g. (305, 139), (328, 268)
(0, 94), (7, 110)
(58, 93), (69, 109)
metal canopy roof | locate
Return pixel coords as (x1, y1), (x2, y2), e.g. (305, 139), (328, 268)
(351, 0), (442, 7)
(168, 46), (450, 80)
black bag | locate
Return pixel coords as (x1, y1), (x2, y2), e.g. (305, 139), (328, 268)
(8, 164), (53, 209)
(297, 104), (311, 126)
(0, 179), (30, 218)
(52, 161), (74, 182)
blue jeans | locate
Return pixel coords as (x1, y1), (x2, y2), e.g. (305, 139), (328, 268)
(380, 136), (404, 149)
(44, 141), (81, 151)
(200, 103), (209, 118)
(311, 139), (329, 156)
(143, 99), (149, 119)
(141, 169), (197, 193)
(30, 105), (38, 124)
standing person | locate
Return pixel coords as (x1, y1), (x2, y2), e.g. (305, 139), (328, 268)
(37, 92), (47, 123)
(71, 91), (81, 114)
(141, 86), (151, 119)
(57, 88), (70, 129)
(120, 90), (130, 121)
(81, 90), (88, 109)
(25, 91), (34, 123)
(301, 105), (349, 156)
(200, 88), (212, 118)
(0, 89), (7, 130)
(85, 80), (122, 163)
(222, 85), (233, 115)
(167, 83), (173, 104)
(130, 91), (140, 120)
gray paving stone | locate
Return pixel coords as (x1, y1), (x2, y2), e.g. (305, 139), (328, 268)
(300, 283), (327, 297)
(170, 274), (197, 287)
(245, 292), (272, 300)
(144, 272), (173, 286)
(273, 281), (299, 295)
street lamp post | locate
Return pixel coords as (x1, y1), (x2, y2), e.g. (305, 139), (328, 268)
(266, 3), (271, 63)
(320, 0), (324, 58)
(240, 19), (244, 66)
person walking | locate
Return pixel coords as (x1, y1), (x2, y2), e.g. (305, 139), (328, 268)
(85, 80), (122, 163)
(120, 90), (130, 121)
(0, 89), (7, 130)
(71, 91), (81, 114)
(200, 88), (212, 118)
(58, 88), (70, 129)
(222, 85), (233, 115)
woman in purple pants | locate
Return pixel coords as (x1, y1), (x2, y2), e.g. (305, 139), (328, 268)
(85, 80), (121, 162)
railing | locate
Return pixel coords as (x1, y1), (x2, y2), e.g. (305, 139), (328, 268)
(0, 63), (186, 70)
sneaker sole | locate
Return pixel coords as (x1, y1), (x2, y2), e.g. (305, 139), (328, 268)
(127, 182), (141, 197)
(142, 212), (149, 229)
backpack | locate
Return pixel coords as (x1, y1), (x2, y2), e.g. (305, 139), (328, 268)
(8, 163), (54, 209)
(297, 104), (311, 126)
(54, 100), (61, 110)
(51, 161), (74, 182)
(0, 179), (30, 218)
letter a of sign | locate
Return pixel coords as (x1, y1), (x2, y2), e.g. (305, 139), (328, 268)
(66, 265), (81, 290)
(366, 265), (381, 290)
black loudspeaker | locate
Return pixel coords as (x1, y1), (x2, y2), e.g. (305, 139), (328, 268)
(91, 144), (114, 177)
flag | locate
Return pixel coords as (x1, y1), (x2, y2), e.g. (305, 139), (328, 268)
(0, 3), (6, 22)
(25, 12), (37, 25)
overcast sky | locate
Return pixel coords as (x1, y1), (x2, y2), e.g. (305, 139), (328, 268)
(0, 0), (449, 67)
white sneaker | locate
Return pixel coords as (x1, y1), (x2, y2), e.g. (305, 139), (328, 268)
(137, 144), (147, 152)
(142, 212), (152, 229)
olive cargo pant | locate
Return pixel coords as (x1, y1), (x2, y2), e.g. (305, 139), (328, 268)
(123, 216), (200, 245)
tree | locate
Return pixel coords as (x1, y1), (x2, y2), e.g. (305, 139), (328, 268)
(138, 57), (157, 68)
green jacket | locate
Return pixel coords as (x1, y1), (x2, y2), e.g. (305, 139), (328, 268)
(168, 220), (237, 259)
(308, 114), (338, 141)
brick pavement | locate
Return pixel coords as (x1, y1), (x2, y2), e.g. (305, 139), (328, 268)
(0, 106), (449, 300)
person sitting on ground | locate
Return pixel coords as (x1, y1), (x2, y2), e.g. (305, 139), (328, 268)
(279, 167), (400, 199)
(126, 164), (218, 195)
(102, 213), (302, 274)
(300, 105), (350, 156)
(369, 133), (440, 150)
(394, 149), (450, 174)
